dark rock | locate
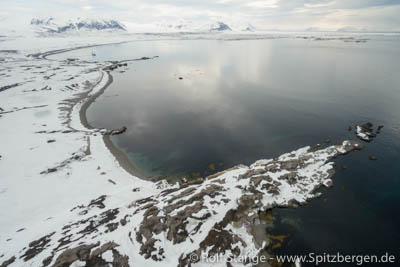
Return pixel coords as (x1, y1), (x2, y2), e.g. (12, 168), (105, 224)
(1, 256), (16, 267)
(41, 85), (52, 91)
(42, 255), (53, 266)
(106, 222), (119, 232)
(267, 186), (280, 195)
(280, 172), (297, 185)
(110, 126), (127, 135)
(88, 195), (107, 209)
(47, 139), (56, 143)
(113, 127), (127, 135)
(361, 122), (373, 130)
(40, 168), (57, 174)
(178, 77), (183, 80)
(280, 159), (299, 170)
(0, 83), (21, 93)
(77, 208), (119, 236)
(108, 179), (116, 185)
(52, 243), (99, 267)
(356, 122), (378, 142)
(377, 125), (384, 134)
(89, 242), (129, 267)
(21, 232), (55, 261)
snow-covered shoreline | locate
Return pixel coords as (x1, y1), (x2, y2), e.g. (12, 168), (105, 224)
(0, 36), (367, 267)
(0, 45), (157, 264)
(74, 69), (149, 179)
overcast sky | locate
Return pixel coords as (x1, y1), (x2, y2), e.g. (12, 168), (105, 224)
(1, 0), (400, 31)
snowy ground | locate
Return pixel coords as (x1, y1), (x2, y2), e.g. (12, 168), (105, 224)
(0, 33), (366, 267)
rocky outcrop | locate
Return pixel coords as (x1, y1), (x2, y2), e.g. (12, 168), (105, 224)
(355, 122), (383, 142)
(0, 256), (15, 267)
(49, 242), (129, 267)
(5, 140), (364, 267)
(98, 126), (127, 136)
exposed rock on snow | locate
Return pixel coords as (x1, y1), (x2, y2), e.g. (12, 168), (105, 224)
(355, 122), (383, 142)
(0, 83), (21, 92)
(98, 126), (127, 136)
(103, 57), (157, 72)
(0, 256), (16, 266)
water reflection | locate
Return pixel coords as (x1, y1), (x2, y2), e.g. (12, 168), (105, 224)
(80, 39), (400, 180)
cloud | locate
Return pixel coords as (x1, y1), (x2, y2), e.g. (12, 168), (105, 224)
(81, 6), (94, 10)
(245, 1), (279, 9)
(0, 0), (399, 31)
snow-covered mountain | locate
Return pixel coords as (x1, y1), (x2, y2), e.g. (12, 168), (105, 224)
(242, 24), (257, 32)
(125, 20), (233, 33)
(208, 21), (232, 32)
(123, 20), (259, 33)
(230, 22), (257, 32)
(199, 21), (258, 33)
(30, 17), (126, 36)
(13, 17), (261, 36)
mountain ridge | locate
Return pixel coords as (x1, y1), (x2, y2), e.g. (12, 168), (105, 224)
(30, 17), (126, 35)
